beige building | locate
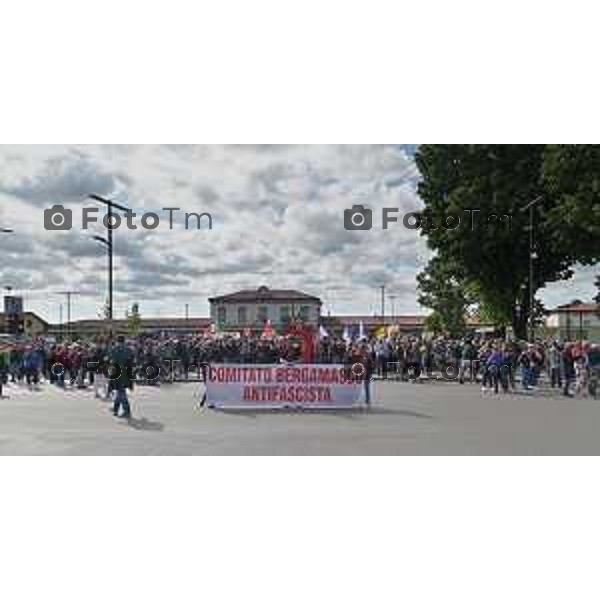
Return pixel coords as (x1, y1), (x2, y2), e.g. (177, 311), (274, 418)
(546, 302), (600, 342)
(209, 286), (322, 331)
(0, 311), (49, 337)
(46, 317), (212, 339)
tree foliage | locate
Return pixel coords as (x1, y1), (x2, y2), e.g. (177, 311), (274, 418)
(97, 298), (111, 321)
(542, 145), (600, 262)
(417, 257), (470, 337)
(424, 312), (444, 335)
(415, 145), (600, 340)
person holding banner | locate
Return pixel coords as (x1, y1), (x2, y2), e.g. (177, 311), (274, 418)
(353, 342), (374, 408)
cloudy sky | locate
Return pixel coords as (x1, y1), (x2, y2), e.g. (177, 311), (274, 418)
(0, 145), (595, 324)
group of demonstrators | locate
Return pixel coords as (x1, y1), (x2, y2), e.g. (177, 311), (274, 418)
(0, 329), (598, 414)
(0, 336), (135, 417)
(342, 334), (599, 398)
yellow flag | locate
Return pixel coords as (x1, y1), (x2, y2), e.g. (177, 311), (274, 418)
(373, 325), (387, 338)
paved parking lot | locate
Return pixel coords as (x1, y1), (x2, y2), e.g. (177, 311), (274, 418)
(0, 379), (599, 454)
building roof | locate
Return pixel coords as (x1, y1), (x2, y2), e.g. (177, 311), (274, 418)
(47, 317), (212, 331)
(0, 311), (49, 326)
(328, 315), (427, 327)
(209, 286), (322, 304)
(553, 302), (599, 313)
(326, 314), (493, 328)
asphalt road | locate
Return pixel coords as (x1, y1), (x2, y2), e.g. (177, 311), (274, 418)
(0, 379), (598, 455)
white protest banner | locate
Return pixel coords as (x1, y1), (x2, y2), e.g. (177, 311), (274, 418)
(206, 363), (365, 409)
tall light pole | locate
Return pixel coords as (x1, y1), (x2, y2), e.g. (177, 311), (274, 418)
(380, 285), (386, 324)
(389, 294), (397, 321)
(2, 231), (14, 329)
(91, 233), (111, 313)
(57, 291), (81, 341)
(88, 194), (130, 334)
(520, 195), (544, 342)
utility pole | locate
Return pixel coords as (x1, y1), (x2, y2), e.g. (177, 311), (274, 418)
(89, 194), (130, 335)
(2, 286), (12, 335)
(521, 196), (543, 342)
(57, 291), (81, 341)
(389, 294), (397, 321)
(108, 203), (113, 322)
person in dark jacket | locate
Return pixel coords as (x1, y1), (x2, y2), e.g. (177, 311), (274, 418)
(109, 336), (134, 419)
(0, 347), (8, 397)
(485, 345), (506, 394)
(562, 343), (576, 398)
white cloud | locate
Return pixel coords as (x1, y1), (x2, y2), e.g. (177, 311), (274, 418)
(0, 144), (593, 323)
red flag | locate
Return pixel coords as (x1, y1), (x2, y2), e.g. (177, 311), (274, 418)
(261, 320), (275, 339)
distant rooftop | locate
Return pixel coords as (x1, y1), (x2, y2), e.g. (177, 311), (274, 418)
(209, 286), (322, 304)
(0, 311), (49, 326)
(553, 302), (599, 313)
(329, 315), (427, 327)
(327, 314), (493, 327)
(47, 317), (212, 330)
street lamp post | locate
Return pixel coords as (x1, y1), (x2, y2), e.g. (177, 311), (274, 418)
(88, 194), (130, 334)
(91, 233), (111, 316)
(520, 196), (544, 342)
(1, 233), (15, 333)
(389, 294), (397, 322)
(56, 291), (81, 341)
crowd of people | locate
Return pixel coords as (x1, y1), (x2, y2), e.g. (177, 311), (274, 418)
(353, 335), (600, 397)
(0, 331), (598, 411)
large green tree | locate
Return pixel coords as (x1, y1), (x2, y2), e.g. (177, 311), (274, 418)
(542, 145), (600, 262)
(415, 145), (600, 340)
(417, 256), (471, 337)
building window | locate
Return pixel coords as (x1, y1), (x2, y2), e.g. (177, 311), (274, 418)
(299, 305), (310, 321)
(238, 306), (247, 325)
(280, 305), (290, 323)
(257, 306), (268, 324)
(217, 307), (226, 326)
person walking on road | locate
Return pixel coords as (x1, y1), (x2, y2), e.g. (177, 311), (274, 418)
(109, 336), (134, 419)
(0, 345), (8, 398)
(562, 343), (576, 398)
(459, 338), (476, 384)
(548, 341), (563, 389)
